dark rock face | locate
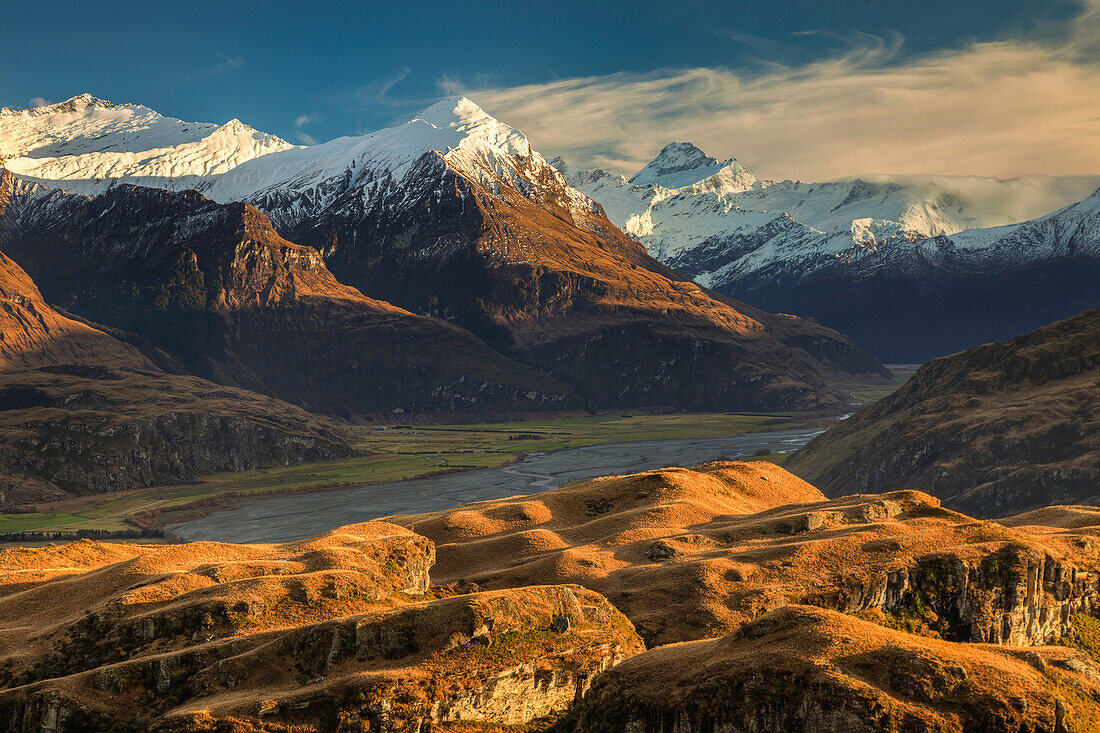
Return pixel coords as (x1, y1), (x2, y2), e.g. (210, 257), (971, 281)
(750, 255), (1100, 363)
(787, 307), (1100, 516)
(0, 244), (352, 503)
(3, 391), (351, 498)
(0, 175), (577, 419)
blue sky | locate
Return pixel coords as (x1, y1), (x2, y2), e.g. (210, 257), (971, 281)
(3, 0), (1098, 178)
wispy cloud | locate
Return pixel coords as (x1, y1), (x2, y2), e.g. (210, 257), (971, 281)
(28, 97), (51, 108)
(168, 54), (244, 87)
(294, 113), (322, 145)
(447, 1), (1100, 180)
(348, 66), (417, 109)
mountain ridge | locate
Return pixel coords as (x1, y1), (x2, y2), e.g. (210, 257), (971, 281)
(1, 95), (890, 413)
(0, 171), (579, 420)
(555, 143), (1100, 361)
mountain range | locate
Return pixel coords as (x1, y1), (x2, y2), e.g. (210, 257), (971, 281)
(0, 171), (575, 420)
(5, 91), (1100, 733)
(554, 143), (1100, 361)
(0, 95), (887, 420)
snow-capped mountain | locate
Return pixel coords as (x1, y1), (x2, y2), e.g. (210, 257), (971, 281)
(554, 143), (1100, 361)
(0, 94), (597, 232)
(0, 94), (296, 185)
(719, 183), (1100, 361)
(554, 143), (1100, 286)
(0, 94), (888, 413)
(628, 142), (759, 191)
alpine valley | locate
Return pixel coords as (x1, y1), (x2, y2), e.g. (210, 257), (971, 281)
(4, 87), (1100, 733)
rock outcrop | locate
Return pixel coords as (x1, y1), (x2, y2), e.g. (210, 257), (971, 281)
(839, 542), (1100, 646)
(786, 307), (1100, 516)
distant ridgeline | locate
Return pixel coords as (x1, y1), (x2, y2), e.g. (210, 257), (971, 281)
(554, 144), (1100, 362)
(788, 307), (1100, 516)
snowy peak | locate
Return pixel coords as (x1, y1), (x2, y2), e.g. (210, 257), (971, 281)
(627, 141), (758, 195)
(411, 96), (532, 159)
(1075, 185), (1100, 213)
(0, 93), (296, 186)
(414, 96), (486, 125)
(0, 90), (602, 233)
(627, 142), (724, 188)
(630, 142), (717, 186)
(0, 93), (114, 117)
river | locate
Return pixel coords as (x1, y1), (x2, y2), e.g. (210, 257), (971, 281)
(169, 427), (823, 543)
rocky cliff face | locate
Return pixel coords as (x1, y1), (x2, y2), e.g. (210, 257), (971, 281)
(0, 522), (643, 733)
(840, 543), (1099, 646)
(787, 307), (1100, 516)
(0, 173), (577, 419)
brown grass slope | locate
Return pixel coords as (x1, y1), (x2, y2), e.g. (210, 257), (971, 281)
(0, 522), (642, 733)
(8, 473), (1100, 731)
(556, 605), (1100, 733)
(786, 306), (1100, 517)
(390, 461), (1100, 647)
(0, 249), (151, 371)
(0, 247), (351, 504)
(0, 172), (577, 420)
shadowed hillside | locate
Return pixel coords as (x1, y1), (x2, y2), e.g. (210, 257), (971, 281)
(0, 248), (351, 504)
(786, 307), (1100, 516)
(0, 174), (578, 420)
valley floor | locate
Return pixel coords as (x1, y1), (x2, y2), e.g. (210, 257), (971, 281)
(0, 411), (822, 542)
